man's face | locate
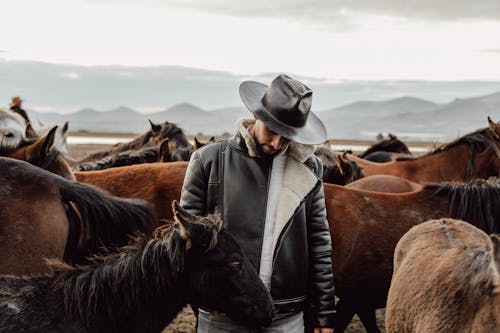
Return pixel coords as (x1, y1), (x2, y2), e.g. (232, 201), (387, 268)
(250, 119), (291, 156)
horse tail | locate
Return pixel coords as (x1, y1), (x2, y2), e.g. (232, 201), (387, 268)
(55, 177), (154, 263)
(425, 178), (500, 234)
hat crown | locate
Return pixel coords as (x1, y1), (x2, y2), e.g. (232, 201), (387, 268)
(261, 74), (312, 128)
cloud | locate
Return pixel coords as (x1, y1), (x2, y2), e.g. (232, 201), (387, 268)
(84, 0), (500, 23)
(481, 48), (500, 53)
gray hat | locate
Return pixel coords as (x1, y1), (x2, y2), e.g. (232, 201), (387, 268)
(239, 74), (327, 144)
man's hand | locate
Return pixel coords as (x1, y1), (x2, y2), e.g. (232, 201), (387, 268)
(314, 328), (334, 333)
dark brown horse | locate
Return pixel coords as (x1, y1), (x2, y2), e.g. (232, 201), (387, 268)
(386, 218), (500, 333)
(76, 120), (192, 164)
(325, 178), (500, 333)
(76, 138), (172, 171)
(75, 162), (188, 226)
(0, 157), (154, 274)
(344, 118), (500, 183)
(7, 126), (75, 180)
(314, 147), (364, 185)
(359, 133), (411, 162)
(0, 202), (274, 332)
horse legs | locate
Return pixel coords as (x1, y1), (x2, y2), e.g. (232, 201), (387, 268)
(357, 307), (382, 333)
(334, 298), (357, 333)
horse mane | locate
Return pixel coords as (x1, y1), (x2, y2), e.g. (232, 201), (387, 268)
(449, 247), (499, 303)
(77, 121), (191, 164)
(425, 177), (500, 234)
(76, 146), (160, 171)
(157, 122), (191, 148)
(49, 217), (221, 329)
(48, 173), (155, 262)
(397, 127), (495, 161)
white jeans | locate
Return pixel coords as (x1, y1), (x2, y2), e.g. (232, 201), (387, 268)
(197, 309), (304, 333)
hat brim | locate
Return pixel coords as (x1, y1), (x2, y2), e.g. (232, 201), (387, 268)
(239, 81), (327, 144)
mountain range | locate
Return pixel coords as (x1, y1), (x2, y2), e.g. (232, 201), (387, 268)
(25, 90), (500, 140)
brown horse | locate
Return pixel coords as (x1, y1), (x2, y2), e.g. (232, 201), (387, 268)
(0, 157), (154, 275)
(346, 174), (422, 193)
(0, 202), (274, 332)
(7, 126), (75, 180)
(76, 120), (192, 164)
(325, 178), (500, 333)
(74, 162), (188, 226)
(344, 118), (500, 183)
(386, 218), (500, 333)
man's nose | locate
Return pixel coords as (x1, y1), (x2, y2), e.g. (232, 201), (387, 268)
(270, 135), (285, 150)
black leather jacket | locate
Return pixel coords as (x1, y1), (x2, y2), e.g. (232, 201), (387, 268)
(180, 133), (335, 328)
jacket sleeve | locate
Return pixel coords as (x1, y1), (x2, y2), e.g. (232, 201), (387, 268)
(179, 150), (208, 216)
(306, 158), (336, 328)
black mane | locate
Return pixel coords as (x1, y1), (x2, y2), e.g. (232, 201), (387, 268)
(76, 146), (160, 171)
(358, 135), (410, 158)
(425, 177), (500, 234)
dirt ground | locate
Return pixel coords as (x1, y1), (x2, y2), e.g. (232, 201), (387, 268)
(68, 136), (396, 333)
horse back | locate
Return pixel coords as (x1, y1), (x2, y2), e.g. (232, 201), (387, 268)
(387, 219), (500, 333)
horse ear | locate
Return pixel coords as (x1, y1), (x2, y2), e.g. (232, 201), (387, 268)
(172, 200), (198, 241)
(332, 154), (344, 176)
(28, 126), (57, 160)
(172, 200), (198, 226)
(488, 116), (500, 138)
(194, 137), (202, 150)
(148, 119), (162, 134)
(209, 136), (215, 143)
(25, 123), (40, 139)
(158, 138), (170, 162)
(61, 121), (69, 136)
(388, 133), (396, 140)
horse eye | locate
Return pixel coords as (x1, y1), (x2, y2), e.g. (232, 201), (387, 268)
(228, 261), (241, 270)
(4, 132), (14, 138)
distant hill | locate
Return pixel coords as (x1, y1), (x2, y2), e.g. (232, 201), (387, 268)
(26, 91), (500, 140)
(318, 92), (499, 140)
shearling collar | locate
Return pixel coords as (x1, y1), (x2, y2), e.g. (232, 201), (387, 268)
(235, 118), (315, 163)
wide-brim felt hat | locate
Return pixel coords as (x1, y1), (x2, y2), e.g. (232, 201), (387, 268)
(239, 74), (327, 144)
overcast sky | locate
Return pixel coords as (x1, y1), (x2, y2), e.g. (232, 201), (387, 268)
(1, 0), (500, 81)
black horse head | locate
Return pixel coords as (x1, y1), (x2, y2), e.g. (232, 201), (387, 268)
(171, 201), (274, 328)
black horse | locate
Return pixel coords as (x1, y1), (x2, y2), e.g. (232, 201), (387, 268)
(0, 201), (274, 333)
(314, 146), (364, 185)
(360, 134), (411, 162)
(76, 120), (193, 165)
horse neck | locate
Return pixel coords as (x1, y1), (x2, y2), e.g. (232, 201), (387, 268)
(60, 234), (189, 330)
(116, 132), (154, 152)
(367, 144), (473, 182)
(170, 132), (191, 149)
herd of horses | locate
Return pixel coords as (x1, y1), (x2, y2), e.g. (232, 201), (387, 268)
(0, 106), (499, 332)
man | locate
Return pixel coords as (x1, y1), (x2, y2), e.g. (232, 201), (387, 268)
(180, 74), (335, 333)
(9, 96), (30, 124)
